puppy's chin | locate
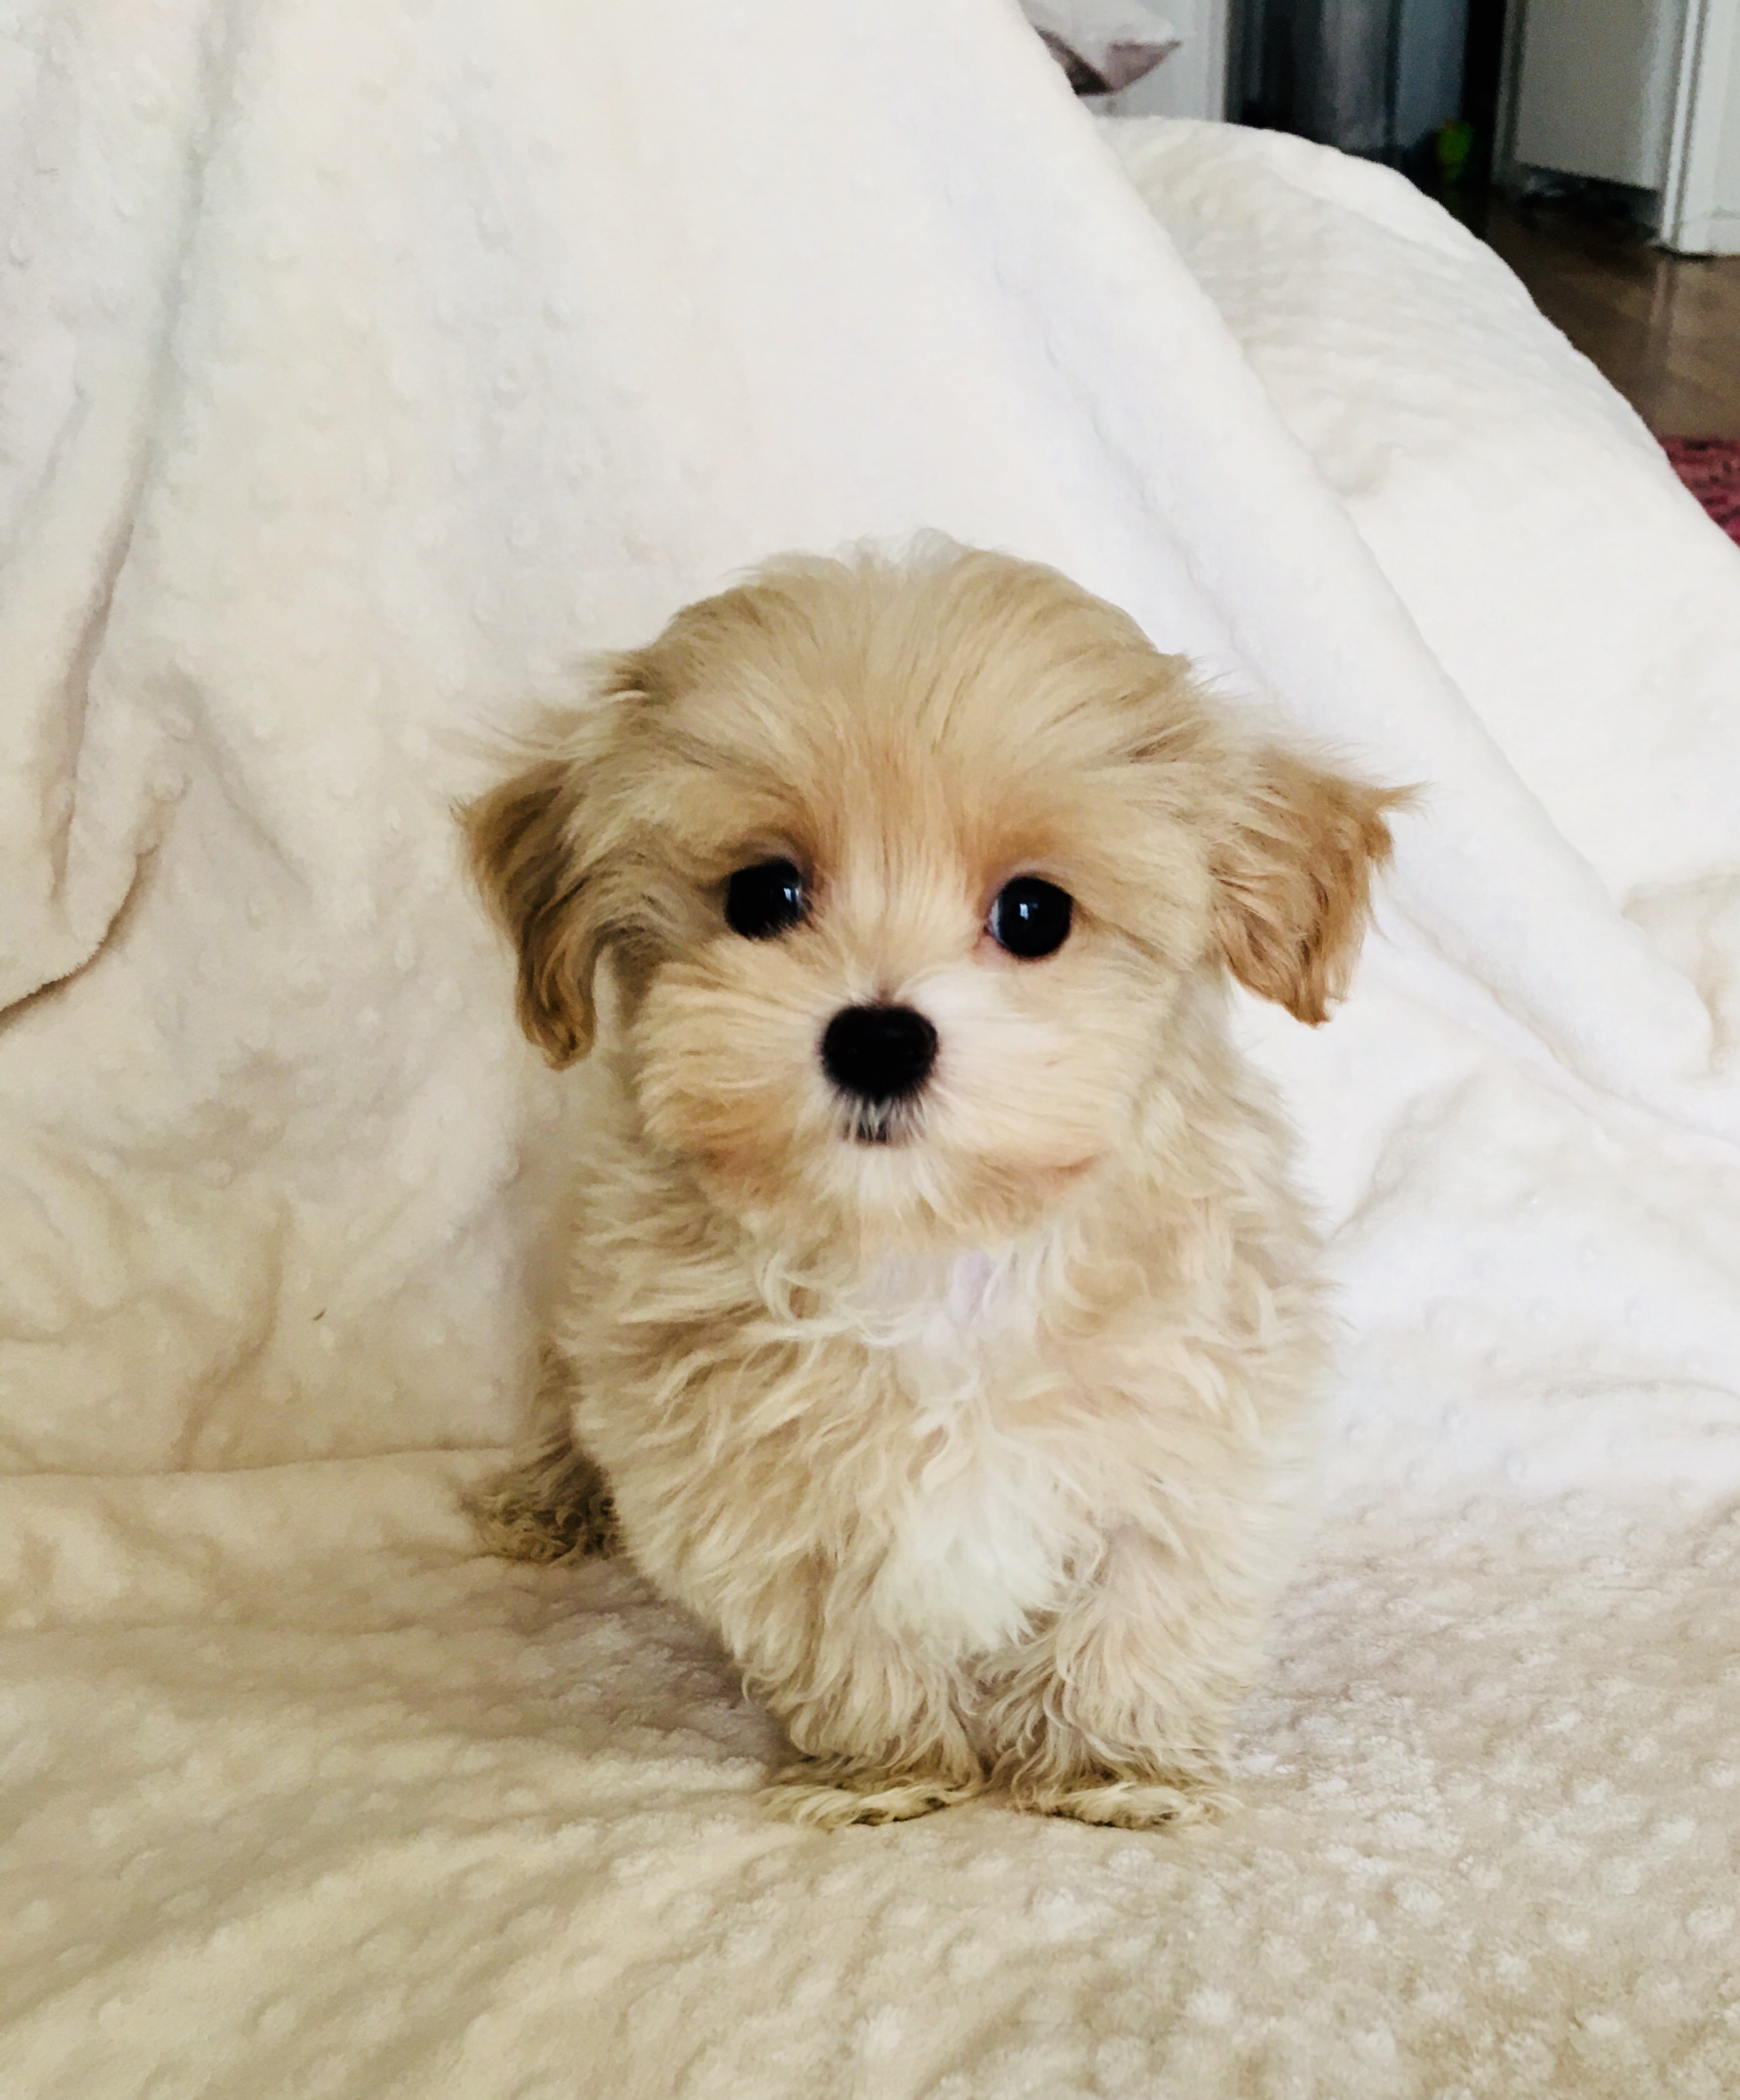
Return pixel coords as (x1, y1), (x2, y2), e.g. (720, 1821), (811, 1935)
(703, 1114), (1103, 1263)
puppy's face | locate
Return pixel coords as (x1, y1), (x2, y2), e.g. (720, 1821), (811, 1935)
(466, 551), (1396, 1255)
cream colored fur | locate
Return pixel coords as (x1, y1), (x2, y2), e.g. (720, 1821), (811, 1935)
(464, 546), (1396, 1829)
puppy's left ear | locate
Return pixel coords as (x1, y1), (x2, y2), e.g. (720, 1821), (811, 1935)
(1211, 746), (1402, 1025)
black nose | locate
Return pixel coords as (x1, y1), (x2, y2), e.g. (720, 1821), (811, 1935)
(820, 1003), (938, 1106)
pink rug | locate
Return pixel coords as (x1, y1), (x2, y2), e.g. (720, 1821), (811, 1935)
(1661, 436), (1740, 545)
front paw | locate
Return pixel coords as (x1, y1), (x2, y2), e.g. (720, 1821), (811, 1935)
(762, 1760), (985, 1828)
(1014, 1770), (1236, 1830)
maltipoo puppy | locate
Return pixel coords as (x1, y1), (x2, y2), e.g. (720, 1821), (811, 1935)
(465, 544), (1397, 1829)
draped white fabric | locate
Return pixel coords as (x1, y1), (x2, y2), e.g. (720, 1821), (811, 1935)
(4, 4), (1740, 2091)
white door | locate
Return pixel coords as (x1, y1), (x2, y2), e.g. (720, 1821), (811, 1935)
(1511, 0), (1685, 187)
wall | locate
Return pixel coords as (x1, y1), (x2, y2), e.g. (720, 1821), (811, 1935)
(1660, 0), (1740, 252)
(1713, 1), (1740, 237)
(1107, 0), (1231, 118)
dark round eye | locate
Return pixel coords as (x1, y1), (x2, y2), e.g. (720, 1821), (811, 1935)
(725, 857), (807, 940)
(989, 876), (1073, 959)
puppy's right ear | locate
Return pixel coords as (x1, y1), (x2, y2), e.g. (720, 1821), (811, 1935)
(462, 747), (604, 1070)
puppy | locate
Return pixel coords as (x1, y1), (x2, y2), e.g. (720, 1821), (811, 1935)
(464, 544), (1397, 1829)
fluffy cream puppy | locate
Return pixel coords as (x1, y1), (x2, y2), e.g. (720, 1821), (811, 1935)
(465, 544), (1397, 1829)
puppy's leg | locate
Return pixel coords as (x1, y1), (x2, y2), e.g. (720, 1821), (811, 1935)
(755, 1631), (988, 1828)
(468, 1433), (620, 1563)
(983, 1524), (1260, 1829)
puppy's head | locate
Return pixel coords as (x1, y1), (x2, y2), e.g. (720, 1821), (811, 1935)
(464, 548), (1398, 1253)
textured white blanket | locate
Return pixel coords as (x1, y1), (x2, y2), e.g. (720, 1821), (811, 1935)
(5, 3), (1740, 2093)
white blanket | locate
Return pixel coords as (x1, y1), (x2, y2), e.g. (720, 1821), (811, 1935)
(4, 3), (1740, 2092)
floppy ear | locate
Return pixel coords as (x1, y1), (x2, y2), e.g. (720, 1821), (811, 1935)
(462, 750), (604, 1068)
(1210, 745), (1401, 1025)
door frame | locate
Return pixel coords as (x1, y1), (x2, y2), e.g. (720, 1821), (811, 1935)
(1662, 0), (1740, 250)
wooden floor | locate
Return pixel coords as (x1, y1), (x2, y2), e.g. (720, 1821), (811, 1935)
(1479, 198), (1740, 437)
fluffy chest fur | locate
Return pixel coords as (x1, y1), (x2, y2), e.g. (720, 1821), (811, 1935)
(852, 1248), (1085, 1655)
(566, 1198), (1117, 1666)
